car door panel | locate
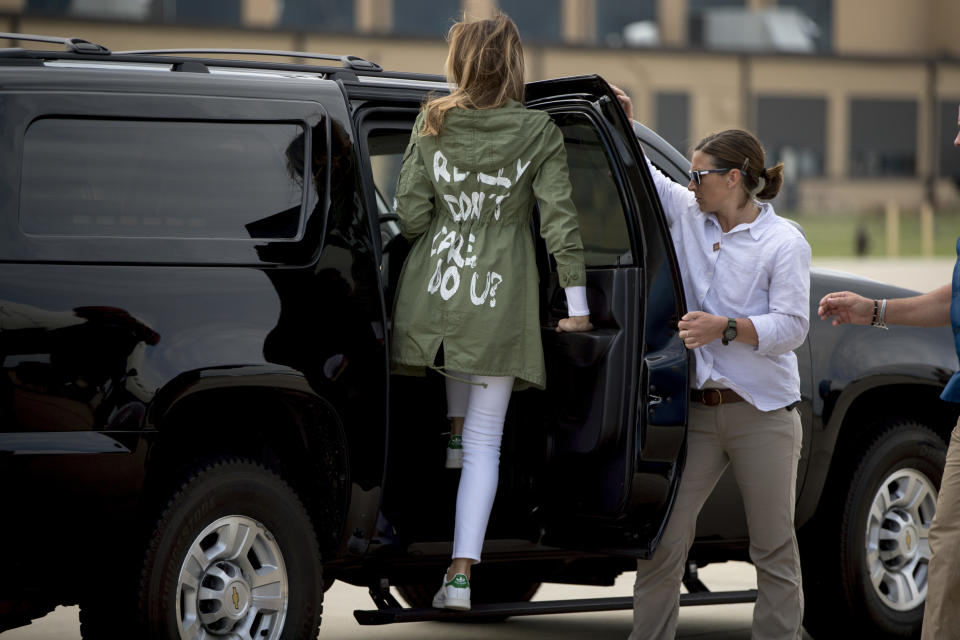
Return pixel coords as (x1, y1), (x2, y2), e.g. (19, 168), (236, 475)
(525, 76), (689, 556)
(541, 269), (637, 457)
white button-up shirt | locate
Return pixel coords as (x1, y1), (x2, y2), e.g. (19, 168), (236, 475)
(647, 159), (811, 411)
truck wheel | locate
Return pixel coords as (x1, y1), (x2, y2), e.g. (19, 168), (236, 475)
(802, 420), (945, 638)
(137, 458), (323, 640)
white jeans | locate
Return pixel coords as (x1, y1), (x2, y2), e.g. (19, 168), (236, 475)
(445, 373), (515, 562)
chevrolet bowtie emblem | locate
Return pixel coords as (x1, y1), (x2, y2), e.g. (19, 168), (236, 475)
(233, 586), (240, 610)
(906, 532), (912, 549)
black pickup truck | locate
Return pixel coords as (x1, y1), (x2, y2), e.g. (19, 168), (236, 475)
(0, 33), (956, 639)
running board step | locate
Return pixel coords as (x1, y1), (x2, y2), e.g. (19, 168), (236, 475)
(354, 589), (758, 625)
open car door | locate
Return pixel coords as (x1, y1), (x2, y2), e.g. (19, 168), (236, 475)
(520, 75), (690, 558)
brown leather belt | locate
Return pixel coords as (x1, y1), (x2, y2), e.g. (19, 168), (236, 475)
(690, 388), (744, 406)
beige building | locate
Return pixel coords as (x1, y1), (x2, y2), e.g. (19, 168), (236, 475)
(1, 0), (958, 213)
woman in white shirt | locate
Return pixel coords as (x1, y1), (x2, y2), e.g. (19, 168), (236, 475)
(613, 87), (811, 640)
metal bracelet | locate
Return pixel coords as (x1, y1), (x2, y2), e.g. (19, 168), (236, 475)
(876, 298), (888, 329)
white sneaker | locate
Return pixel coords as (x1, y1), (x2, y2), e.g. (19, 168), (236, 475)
(445, 435), (463, 469)
(432, 571), (471, 610)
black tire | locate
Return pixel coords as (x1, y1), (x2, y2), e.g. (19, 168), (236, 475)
(802, 420), (945, 639)
(397, 570), (540, 620)
(133, 458), (323, 640)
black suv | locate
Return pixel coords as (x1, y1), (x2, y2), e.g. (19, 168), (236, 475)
(0, 33), (957, 640)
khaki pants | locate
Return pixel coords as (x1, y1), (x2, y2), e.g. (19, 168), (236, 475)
(630, 401), (804, 640)
(922, 420), (960, 640)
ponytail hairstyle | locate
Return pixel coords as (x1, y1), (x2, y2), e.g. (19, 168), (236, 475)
(420, 12), (525, 137)
(694, 129), (784, 201)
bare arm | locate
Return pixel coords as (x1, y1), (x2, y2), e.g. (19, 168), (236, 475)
(886, 285), (952, 325)
(817, 284), (951, 328)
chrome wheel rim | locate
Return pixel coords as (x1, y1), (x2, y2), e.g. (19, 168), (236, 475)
(176, 515), (288, 639)
(865, 468), (937, 612)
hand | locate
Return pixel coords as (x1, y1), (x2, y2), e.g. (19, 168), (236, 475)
(818, 291), (874, 326)
(609, 84), (634, 122)
(677, 311), (725, 349)
(557, 315), (593, 333)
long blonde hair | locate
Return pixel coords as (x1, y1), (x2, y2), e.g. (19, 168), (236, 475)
(420, 13), (525, 137)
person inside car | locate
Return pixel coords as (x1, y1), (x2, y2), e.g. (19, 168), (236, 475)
(614, 87), (811, 640)
(817, 102), (960, 640)
(390, 13), (592, 610)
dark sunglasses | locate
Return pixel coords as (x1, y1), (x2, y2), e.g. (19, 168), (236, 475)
(688, 168), (734, 185)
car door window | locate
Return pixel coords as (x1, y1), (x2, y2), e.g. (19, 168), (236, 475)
(554, 113), (635, 267)
(358, 119), (419, 316)
(367, 129), (408, 214)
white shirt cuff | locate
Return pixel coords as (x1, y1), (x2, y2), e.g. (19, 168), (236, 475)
(564, 286), (589, 316)
(748, 314), (771, 353)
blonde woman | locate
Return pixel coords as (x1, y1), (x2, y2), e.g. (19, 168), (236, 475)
(390, 13), (592, 610)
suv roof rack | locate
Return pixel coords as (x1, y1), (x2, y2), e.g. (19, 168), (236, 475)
(0, 32), (110, 54)
(116, 48), (382, 72)
(0, 32), (441, 83)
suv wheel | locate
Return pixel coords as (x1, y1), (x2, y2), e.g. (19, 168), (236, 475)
(802, 420), (945, 638)
(137, 459), (323, 640)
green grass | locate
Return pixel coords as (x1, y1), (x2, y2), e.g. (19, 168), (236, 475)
(781, 210), (960, 257)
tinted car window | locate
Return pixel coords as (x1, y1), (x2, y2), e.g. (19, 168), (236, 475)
(367, 128), (408, 211)
(21, 119), (309, 240)
(555, 114), (634, 267)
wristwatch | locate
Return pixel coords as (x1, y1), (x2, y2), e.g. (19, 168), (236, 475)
(721, 317), (737, 345)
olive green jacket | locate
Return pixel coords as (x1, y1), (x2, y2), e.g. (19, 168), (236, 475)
(390, 101), (585, 390)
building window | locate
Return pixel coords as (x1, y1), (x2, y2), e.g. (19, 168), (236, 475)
(688, 0), (745, 47)
(756, 95), (826, 177)
(596, 2), (656, 47)
(690, 0), (820, 52)
(778, 0), (832, 51)
(940, 101), (960, 183)
(655, 92), (690, 156)
(688, 0), (747, 12)
(279, 0), (354, 31)
(26, 0), (153, 19)
(849, 99), (917, 177)
(24, 0), (71, 14)
(171, 0), (241, 25)
(688, 0), (746, 9)
(393, 0), (459, 35)
(498, 0), (561, 42)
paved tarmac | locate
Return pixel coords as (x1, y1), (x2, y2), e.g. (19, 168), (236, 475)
(1, 257), (946, 640)
(2, 562), (815, 639)
(812, 256), (954, 292)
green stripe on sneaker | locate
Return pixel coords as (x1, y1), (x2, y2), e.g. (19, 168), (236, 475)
(445, 574), (469, 588)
